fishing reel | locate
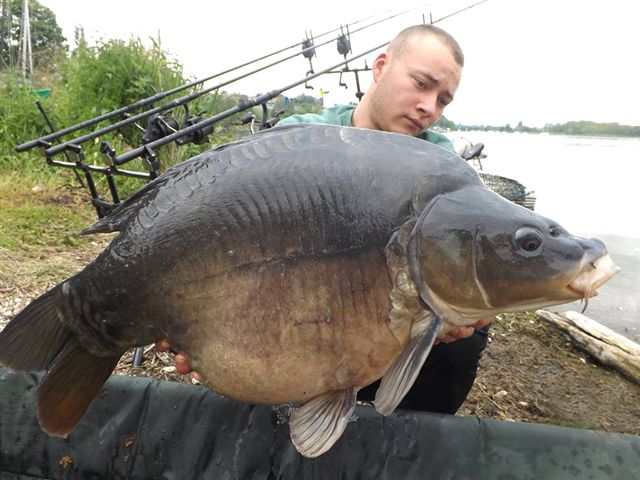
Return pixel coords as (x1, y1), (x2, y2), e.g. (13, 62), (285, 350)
(141, 104), (213, 146)
(175, 114), (214, 145)
(141, 115), (179, 144)
(240, 103), (285, 134)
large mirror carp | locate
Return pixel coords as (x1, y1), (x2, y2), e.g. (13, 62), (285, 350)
(0, 125), (620, 457)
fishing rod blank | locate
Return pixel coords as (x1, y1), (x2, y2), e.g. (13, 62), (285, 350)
(43, 5), (428, 159)
(44, 37), (336, 157)
(21, 0), (487, 220)
(113, 40), (390, 165)
(112, 0), (488, 165)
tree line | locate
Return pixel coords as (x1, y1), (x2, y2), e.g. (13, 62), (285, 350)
(440, 118), (640, 137)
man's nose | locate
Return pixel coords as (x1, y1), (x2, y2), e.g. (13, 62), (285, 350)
(416, 93), (438, 117)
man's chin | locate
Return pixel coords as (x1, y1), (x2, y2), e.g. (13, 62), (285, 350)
(405, 119), (428, 136)
(389, 123), (422, 136)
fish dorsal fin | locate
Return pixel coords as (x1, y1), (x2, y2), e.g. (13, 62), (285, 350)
(289, 387), (357, 458)
(81, 145), (236, 235)
(81, 170), (176, 235)
(82, 127), (308, 235)
(374, 314), (442, 416)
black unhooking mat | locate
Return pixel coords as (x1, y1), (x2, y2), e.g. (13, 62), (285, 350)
(0, 368), (638, 479)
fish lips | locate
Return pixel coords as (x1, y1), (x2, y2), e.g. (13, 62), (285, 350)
(567, 254), (621, 304)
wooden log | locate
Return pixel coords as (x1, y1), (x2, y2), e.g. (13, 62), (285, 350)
(535, 309), (640, 385)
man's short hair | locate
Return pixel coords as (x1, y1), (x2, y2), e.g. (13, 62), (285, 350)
(389, 24), (464, 67)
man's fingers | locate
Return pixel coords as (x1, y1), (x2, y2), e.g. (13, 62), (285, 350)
(155, 340), (202, 380)
(436, 333), (458, 344)
(436, 318), (494, 344)
(442, 326), (475, 341)
(155, 339), (172, 352)
(175, 352), (193, 375)
(474, 318), (493, 329)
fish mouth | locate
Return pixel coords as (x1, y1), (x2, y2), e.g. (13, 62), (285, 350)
(566, 254), (621, 312)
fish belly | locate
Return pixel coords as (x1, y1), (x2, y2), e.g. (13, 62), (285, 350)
(165, 249), (410, 405)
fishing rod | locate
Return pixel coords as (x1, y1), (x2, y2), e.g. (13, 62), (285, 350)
(113, 42), (389, 165)
(42, 4), (428, 159)
(42, 40), (391, 218)
(431, 0), (488, 23)
(113, 0), (489, 165)
(16, 3), (427, 154)
(14, 28), (337, 153)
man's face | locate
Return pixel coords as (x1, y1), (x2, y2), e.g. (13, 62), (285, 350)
(368, 34), (462, 135)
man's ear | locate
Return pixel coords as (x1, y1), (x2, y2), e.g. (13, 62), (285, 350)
(372, 52), (389, 81)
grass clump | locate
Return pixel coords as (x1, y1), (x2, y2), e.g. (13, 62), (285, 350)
(0, 170), (97, 251)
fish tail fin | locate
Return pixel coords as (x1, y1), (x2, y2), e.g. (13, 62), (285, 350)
(0, 286), (69, 372)
(0, 284), (122, 437)
(37, 339), (121, 437)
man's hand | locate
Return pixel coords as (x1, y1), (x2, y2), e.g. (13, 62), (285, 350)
(155, 339), (202, 381)
(435, 318), (492, 344)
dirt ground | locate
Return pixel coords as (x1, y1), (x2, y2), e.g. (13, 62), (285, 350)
(1, 212), (638, 437)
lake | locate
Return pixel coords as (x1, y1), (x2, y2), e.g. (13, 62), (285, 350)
(452, 131), (640, 341)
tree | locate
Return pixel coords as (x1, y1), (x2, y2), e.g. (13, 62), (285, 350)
(434, 115), (456, 130)
(0, 0), (66, 70)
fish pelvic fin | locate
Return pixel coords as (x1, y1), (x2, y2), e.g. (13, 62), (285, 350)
(0, 286), (70, 372)
(37, 338), (121, 437)
(289, 387), (358, 458)
(374, 314), (442, 416)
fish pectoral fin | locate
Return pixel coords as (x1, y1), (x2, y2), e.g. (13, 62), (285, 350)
(374, 315), (442, 416)
(289, 387), (358, 458)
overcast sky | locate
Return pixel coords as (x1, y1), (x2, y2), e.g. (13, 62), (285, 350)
(39, 0), (640, 128)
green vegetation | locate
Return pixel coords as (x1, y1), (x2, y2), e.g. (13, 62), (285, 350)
(543, 120), (640, 137)
(61, 36), (186, 137)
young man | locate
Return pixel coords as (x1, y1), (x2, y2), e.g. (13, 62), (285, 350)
(279, 24), (462, 149)
(160, 24), (491, 414)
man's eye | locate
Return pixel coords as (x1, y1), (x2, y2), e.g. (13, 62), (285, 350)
(414, 78), (427, 89)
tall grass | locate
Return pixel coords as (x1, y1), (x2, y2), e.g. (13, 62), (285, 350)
(0, 33), (325, 254)
(60, 37), (186, 144)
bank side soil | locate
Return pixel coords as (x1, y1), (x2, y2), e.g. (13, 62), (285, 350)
(1, 202), (638, 436)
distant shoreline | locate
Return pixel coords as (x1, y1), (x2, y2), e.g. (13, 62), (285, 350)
(444, 130), (639, 141)
(437, 119), (640, 137)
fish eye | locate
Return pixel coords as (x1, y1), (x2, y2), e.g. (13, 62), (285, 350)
(514, 227), (543, 252)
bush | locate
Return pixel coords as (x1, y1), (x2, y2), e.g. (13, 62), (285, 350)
(59, 36), (187, 146)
